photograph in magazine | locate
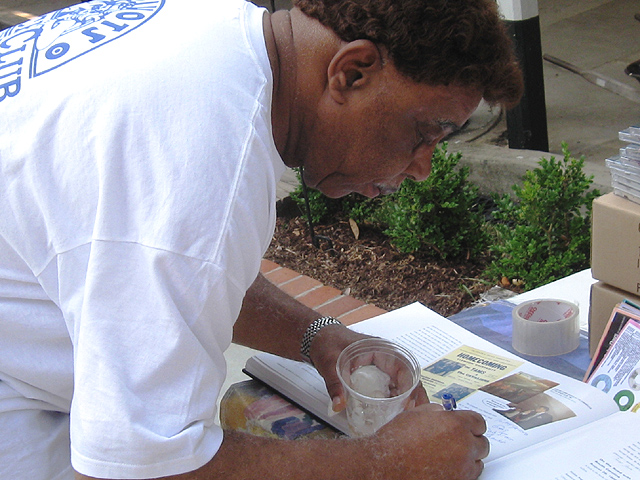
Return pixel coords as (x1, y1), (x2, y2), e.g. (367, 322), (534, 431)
(420, 347), (578, 433)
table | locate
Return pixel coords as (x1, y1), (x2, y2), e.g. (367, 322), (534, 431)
(220, 269), (598, 437)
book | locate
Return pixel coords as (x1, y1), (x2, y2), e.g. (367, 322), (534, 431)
(244, 302), (640, 480)
(585, 300), (640, 380)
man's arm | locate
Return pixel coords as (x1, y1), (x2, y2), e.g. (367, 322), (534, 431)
(233, 272), (374, 410)
(233, 272), (429, 410)
(232, 272), (356, 360)
(76, 402), (489, 480)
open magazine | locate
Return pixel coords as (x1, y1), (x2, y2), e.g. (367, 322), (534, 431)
(244, 302), (640, 480)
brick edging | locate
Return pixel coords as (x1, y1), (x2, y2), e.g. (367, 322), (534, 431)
(260, 259), (387, 325)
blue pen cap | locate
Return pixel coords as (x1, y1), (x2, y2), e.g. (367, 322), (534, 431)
(441, 393), (457, 410)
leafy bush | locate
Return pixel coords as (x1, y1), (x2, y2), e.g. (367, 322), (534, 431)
(371, 143), (488, 259)
(288, 169), (370, 225)
(289, 169), (343, 224)
(287, 143), (599, 291)
(487, 143), (600, 290)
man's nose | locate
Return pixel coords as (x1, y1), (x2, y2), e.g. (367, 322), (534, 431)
(405, 146), (435, 182)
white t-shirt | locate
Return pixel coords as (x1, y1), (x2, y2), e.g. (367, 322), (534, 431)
(0, 0), (285, 478)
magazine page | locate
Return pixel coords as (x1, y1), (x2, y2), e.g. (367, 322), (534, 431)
(481, 411), (640, 479)
(244, 302), (617, 462)
(351, 303), (617, 462)
(586, 319), (640, 413)
(584, 303), (639, 380)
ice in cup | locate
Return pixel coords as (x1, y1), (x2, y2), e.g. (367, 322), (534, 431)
(336, 338), (421, 437)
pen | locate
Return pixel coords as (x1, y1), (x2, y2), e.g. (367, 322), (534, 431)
(441, 393), (457, 411)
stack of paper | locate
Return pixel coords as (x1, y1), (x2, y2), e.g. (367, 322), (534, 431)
(606, 125), (640, 204)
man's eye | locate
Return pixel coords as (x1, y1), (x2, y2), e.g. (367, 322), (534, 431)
(415, 123), (453, 150)
(424, 134), (439, 146)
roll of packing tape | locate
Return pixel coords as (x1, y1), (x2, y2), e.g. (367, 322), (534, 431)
(512, 299), (580, 356)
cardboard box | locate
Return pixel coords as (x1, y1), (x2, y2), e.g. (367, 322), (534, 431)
(591, 192), (640, 294)
(589, 281), (640, 356)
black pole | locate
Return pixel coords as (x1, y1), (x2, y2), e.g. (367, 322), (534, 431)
(299, 168), (333, 249)
(499, 1), (549, 152)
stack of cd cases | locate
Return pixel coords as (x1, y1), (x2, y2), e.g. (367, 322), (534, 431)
(606, 126), (640, 205)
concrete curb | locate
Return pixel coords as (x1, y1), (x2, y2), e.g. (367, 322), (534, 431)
(451, 142), (612, 197)
(275, 141), (612, 204)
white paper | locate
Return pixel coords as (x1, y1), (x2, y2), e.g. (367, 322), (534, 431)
(482, 411), (640, 479)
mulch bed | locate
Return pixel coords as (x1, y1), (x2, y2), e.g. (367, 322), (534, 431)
(265, 212), (514, 317)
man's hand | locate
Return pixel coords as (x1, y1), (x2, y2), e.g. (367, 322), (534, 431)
(367, 403), (490, 480)
(308, 325), (429, 412)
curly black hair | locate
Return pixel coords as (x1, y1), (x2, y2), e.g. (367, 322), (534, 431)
(294, 0), (523, 107)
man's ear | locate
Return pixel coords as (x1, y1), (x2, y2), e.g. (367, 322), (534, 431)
(327, 39), (384, 104)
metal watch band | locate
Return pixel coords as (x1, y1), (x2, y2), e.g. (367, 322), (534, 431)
(300, 316), (342, 364)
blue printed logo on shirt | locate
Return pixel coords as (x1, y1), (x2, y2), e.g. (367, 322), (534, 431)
(0, 0), (165, 103)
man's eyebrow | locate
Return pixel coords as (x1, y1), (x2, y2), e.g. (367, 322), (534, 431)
(418, 120), (463, 134)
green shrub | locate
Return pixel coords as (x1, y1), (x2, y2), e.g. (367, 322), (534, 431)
(371, 143), (488, 259)
(288, 170), (389, 227)
(487, 143), (600, 290)
(289, 169), (349, 224)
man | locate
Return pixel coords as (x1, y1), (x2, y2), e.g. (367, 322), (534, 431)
(0, 0), (522, 478)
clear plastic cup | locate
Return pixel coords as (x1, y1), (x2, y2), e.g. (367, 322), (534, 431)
(336, 338), (421, 437)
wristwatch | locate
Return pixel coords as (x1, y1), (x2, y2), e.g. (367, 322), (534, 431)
(300, 316), (342, 365)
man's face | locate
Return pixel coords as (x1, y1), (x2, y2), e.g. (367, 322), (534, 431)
(299, 66), (482, 198)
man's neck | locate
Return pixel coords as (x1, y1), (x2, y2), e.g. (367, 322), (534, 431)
(263, 10), (298, 167)
(263, 8), (342, 169)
